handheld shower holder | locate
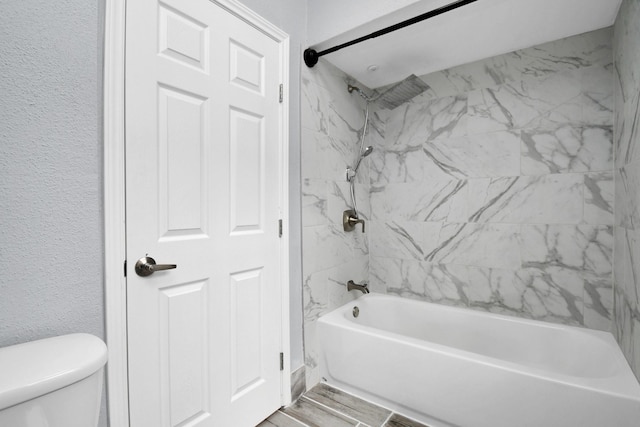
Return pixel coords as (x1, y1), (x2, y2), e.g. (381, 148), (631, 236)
(346, 166), (356, 182)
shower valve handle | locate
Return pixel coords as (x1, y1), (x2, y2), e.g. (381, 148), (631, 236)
(350, 216), (365, 233)
(343, 210), (365, 233)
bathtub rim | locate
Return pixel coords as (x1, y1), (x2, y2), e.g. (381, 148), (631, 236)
(318, 293), (640, 400)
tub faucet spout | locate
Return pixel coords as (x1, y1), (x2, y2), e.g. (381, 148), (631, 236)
(347, 280), (369, 294)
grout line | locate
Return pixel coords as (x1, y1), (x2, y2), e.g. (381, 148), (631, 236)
(304, 385), (430, 427)
(318, 383), (396, 425)
(277, 410), (313, 427)
(380, 412), (394, 427)
(302, 395), (362, 425)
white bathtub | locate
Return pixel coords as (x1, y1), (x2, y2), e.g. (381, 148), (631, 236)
(318, 293), (640, 427)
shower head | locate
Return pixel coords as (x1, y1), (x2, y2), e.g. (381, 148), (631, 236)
(371, 75), (430, 110)
(352, 146), (374, 176)
(348, 76), (429, 110)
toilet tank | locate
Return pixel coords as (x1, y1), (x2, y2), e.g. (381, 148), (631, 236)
(0, 333), (107, 427)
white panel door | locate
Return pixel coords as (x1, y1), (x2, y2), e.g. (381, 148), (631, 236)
(125, 0), (284, 426)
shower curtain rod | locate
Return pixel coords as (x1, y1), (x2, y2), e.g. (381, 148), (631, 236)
(304, 0), (478, 67)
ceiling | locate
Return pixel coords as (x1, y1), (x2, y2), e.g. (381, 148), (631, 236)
(308, 0), (623, 88)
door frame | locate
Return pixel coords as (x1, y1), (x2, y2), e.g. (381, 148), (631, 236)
(103, 1), (291, 424)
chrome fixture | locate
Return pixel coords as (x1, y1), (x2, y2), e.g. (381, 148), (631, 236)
(348, 84), (373, 102)
(345, 84), (373, 230)
(347, 280), (369, 294)
(352, 306), (360, 318)
(343, 77), (430, 234)
(346, 145), (374, 181)
(372, 75), (430, 110)
(343, 209), (365, 233)
(135, 256), (177, 277)
(344, 76), (430, 234)
(348, 76), (430, 111)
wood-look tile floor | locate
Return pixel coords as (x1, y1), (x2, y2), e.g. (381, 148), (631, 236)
(259, 383), (431, 427)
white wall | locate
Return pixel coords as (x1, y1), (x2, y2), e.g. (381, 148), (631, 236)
(307, 0), (430, 46)
(0, 0), (105, 346)
(307, 0), (470, 51)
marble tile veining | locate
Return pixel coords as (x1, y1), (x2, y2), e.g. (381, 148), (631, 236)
(290, 366), (306, 402)
(520, 224), (613, 278)
(301, 58), (370, 389)
(584, 276), (614, 331)
(301, 23), (617, 390)
(466, 175), (584, 224)
(418, 27), (612, 99)
(423, 131), (521, 179)
(520, 124), (613, 175)
(369, 221), (431, 261)
(371, 179), (468, 223)
(385, 94), (467, 147)
(425, 223), (522, 270)
(369, 26), (614, 328)
(614, 0), (640, 380)
(584, 171), (614, 225)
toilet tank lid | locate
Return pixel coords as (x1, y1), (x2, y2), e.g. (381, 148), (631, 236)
(0, 333), (107, 411)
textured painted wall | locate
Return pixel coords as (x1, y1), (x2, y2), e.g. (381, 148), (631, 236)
(0, 0), (106, 424)
(613, 0), (640, 381)
(301, 59), (377, 386)
(369, 28), (615, 330)
(236, 0), (307, 372)
(0, 0), (105, 363)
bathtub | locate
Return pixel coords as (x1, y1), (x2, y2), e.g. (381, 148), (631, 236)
(318, 293), (640, 427)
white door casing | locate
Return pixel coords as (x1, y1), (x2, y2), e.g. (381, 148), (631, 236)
(103, 0), (290, 425)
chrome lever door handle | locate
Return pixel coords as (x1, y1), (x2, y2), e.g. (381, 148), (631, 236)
(135, 256), (177, 277)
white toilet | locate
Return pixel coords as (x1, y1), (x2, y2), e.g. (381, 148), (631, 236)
(0, 333), (107, 427)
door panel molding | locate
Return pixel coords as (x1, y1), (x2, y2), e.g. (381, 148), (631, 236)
(103, 1), (290, 425)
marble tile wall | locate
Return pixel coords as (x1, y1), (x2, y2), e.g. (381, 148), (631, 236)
(613, 0), (640, 381)
(301, 59), (380, 387)
(369, 28), (615, 331)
